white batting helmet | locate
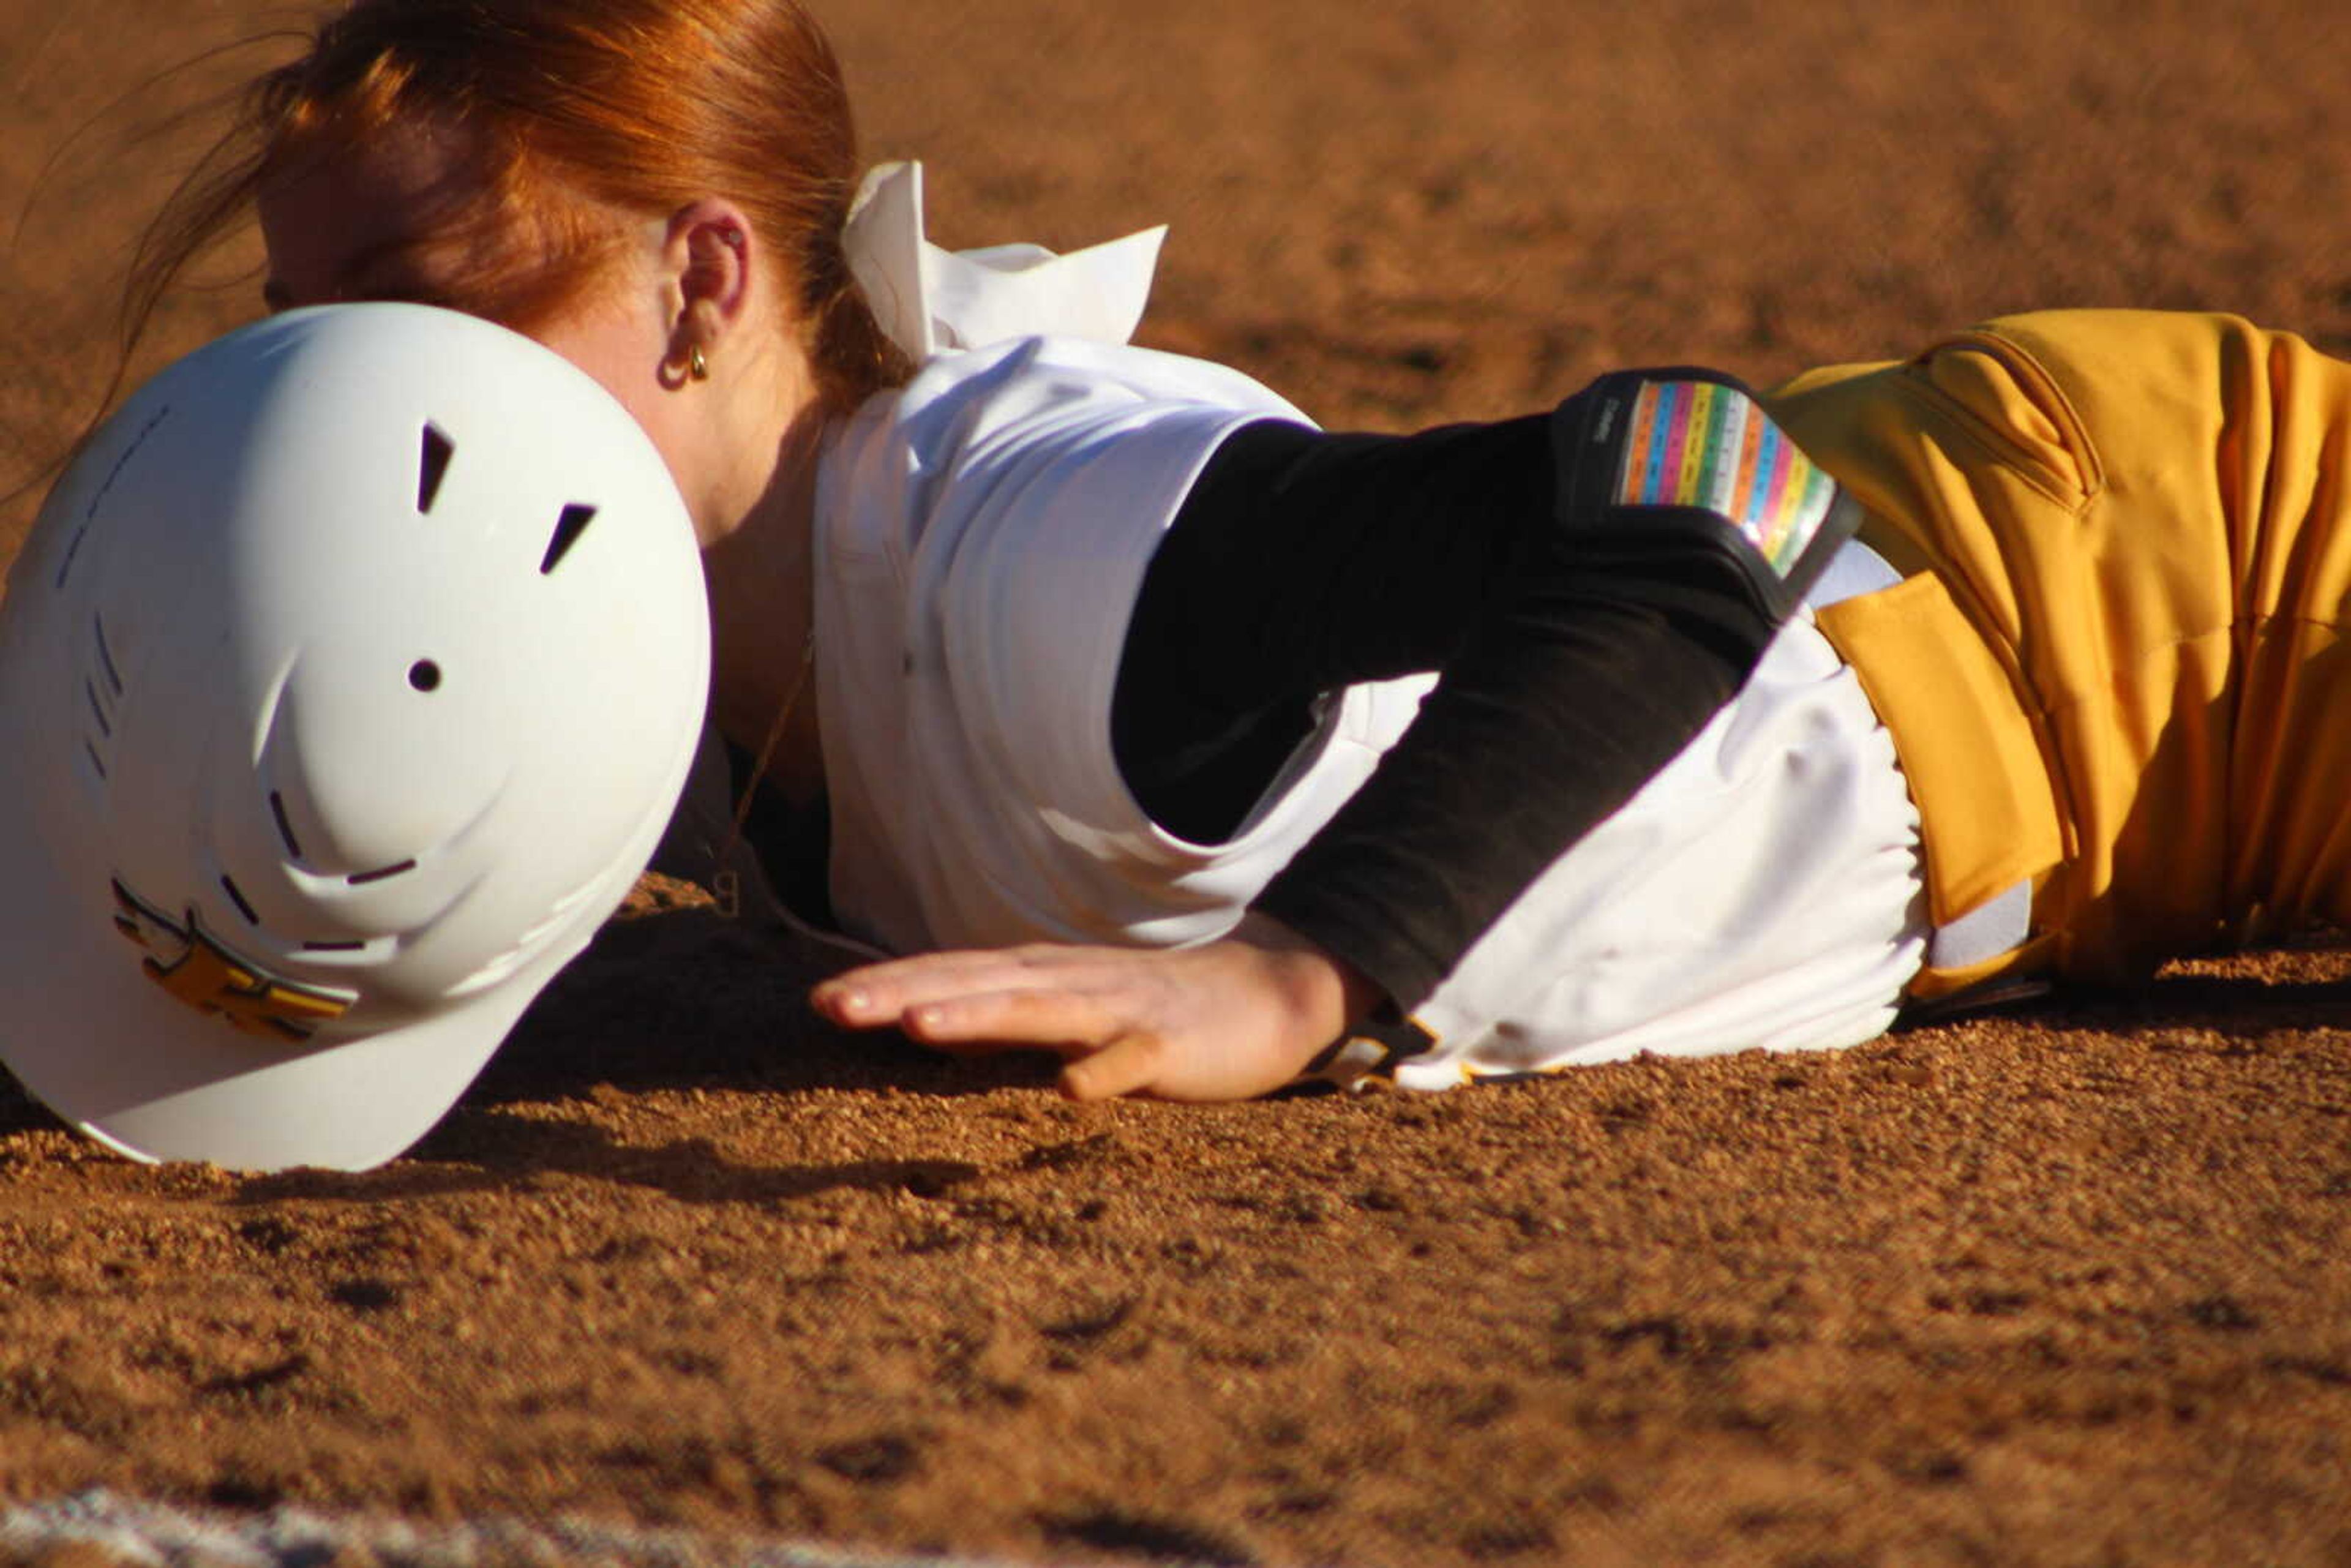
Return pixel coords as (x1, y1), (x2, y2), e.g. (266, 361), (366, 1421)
(0, 303), (710, 1171)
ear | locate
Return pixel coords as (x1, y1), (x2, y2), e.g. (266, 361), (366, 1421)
(658, 197), (759, 381)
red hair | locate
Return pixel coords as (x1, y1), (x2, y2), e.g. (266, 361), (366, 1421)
(127, 0), (909, 414)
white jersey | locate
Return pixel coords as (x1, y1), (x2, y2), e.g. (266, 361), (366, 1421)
(808, 333), (1930, 1085)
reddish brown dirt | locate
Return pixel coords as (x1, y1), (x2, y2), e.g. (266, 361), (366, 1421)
(4, 2), (2351, 1564)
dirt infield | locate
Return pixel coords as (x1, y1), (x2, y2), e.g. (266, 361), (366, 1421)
(4, 2), (2351, 1564)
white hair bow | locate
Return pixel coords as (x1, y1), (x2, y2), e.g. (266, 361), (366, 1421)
(841, 162), (1168, 360)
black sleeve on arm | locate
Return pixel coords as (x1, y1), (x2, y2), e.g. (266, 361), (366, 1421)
(1111, 415), (1554, 846)
(1112, 371), (1853, 1019)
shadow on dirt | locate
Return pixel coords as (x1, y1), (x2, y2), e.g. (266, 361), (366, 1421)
(5, 907), (2343, 1163)
(469, 904), (1060, 1104)
(231, 1110), (998, 1208)
(0, 901), (1061, 1152)
(2019, 970), (2351, 1038)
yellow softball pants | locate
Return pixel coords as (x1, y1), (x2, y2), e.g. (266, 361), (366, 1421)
(1764, 309), (2351, 999)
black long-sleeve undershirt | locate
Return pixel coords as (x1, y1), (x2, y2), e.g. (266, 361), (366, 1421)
(1112, 390), (1794, 1018)
(729, 380), (1812, 1029)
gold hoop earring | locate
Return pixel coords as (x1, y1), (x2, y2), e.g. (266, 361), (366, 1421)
(689, 345), (710, 381)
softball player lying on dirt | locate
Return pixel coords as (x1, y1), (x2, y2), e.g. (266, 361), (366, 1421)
(35, 0), (2351, 1168)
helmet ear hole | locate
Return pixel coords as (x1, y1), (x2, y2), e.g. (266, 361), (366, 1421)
(408, 660), (443, 692)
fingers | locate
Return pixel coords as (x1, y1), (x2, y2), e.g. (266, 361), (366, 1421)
(811, 949), (1182, 1098)
(812, 947), (1147, 1049)
(897, 986), (1121, 1056)
(808, 939), (1320, 1105)
(1059, 1036), (1166, 1101)
(811, 948), (1060, 1030)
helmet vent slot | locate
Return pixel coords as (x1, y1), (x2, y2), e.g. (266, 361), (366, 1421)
(92, 615), (124, 697)
(56, 403), (172, 589)
(269, 792), (304, 858)
(55, 529), (89, 591)
(347, 859), (418, 887)
(219, 875), (260, 926)
(81, 615), (125, 785)
(418, 423), (454, 514)
(540, 504), (597, 575)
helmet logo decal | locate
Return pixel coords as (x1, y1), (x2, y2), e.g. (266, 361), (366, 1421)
(110, 879), (351, 1043)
